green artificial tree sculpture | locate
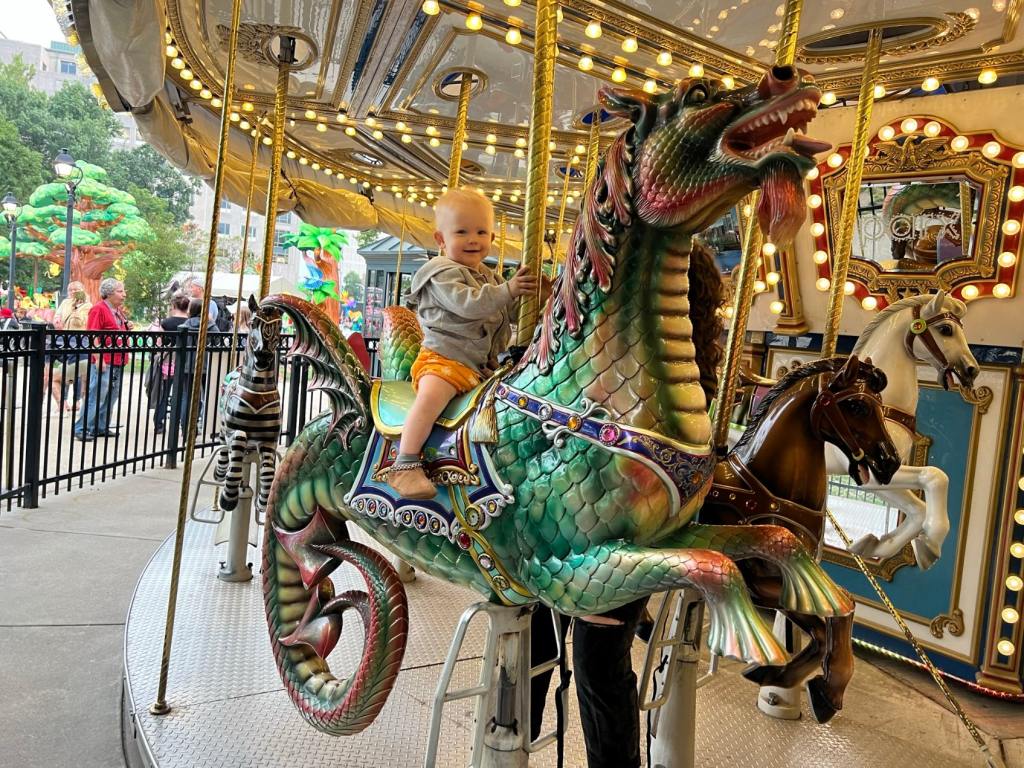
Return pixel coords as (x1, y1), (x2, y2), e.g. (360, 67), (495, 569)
(16, 160), (155, 302)
(280, 223), (351, 324)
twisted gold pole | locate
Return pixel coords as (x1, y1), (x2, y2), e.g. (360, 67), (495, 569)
(959, 181), (973, 255)
(151, 0), (244, 717)
(553, 150), (574, 269)
(497, 212), (507, 273)
(775, 0), (804, 68)
(447, 73), (472, 189)
(713, 195), (762, 450)
(259, 36), (294, 299)
(515, 0), (557, 344)
(230, 126), (261, 369)
(821, 29), (881, 358)
(393, 215), (407, 306)
(584, 109), (601, 191)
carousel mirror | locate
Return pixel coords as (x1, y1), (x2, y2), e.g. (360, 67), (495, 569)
(809, 117), (1023, 306)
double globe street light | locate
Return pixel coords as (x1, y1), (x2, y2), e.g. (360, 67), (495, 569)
(53, 148), (84, 300)
(2, 192), (18, 311)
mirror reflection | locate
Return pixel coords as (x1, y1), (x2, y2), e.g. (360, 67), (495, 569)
(700, 207), (743, 274)
(851, 179), (980, 272)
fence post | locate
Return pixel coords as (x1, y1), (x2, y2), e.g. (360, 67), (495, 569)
(165, 327), (189, 469)
(22, 324), (46, 508)
(284, 355), (302, 446)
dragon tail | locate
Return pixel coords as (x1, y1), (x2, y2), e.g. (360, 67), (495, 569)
(379, 306), (422, 381)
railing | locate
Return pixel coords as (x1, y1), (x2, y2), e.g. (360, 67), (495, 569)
(0, 325), (378, 510)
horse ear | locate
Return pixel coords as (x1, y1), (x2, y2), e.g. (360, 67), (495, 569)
(599, 86), (655, 137)
(926, 289), (946, 316)
(831, 354), (859, 390)
(248, 294), (259, 313)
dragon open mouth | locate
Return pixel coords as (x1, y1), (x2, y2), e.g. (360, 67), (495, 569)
(723, 87), (831, 166)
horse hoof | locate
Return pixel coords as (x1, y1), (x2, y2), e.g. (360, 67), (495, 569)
(805, 677), (839, 724)
(742, 663), (784, 686)
(757, 685), (802, 721)
(848, 533), (879, 557)
(635, 618), (655, 643)
(911, 538), (940, 571)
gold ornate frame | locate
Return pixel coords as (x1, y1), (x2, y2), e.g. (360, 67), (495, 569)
(809, 116), (1023, 308)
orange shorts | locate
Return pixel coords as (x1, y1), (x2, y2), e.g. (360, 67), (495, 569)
(411, 348), (481, 394)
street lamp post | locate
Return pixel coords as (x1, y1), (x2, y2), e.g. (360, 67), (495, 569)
(53, 149), (83, 301)
(2, 192), (17, 311)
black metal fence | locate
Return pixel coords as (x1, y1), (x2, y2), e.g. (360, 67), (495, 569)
(0, 325), (378, 510)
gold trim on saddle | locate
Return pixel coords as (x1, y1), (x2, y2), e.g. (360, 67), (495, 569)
(370, 378), (492, 439)
(372, 434), (480, 486)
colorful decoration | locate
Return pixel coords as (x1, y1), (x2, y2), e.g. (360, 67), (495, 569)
(280, 224), (351, 324)
(13, 161), (155, 303)
(260, 72), (845, 737)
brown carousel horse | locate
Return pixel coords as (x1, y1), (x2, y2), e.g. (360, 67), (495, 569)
(699, 354), (901, 722)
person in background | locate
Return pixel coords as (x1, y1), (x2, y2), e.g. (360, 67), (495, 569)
(49, 281), (92, 411)
(233, 301), (252, 335)
(182, 275), (220, 326)
(151, 292), (190, 435)
(0, 308), (19, 329)
(174, 297), (217, 438)
(74, 278), (131, 441)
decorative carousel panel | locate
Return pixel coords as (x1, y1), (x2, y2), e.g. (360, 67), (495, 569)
(808, 116), (1022, 308)
(768, 346), (1014, 681)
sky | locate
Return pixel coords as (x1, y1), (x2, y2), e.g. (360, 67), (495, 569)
(0, 0), (64, 47)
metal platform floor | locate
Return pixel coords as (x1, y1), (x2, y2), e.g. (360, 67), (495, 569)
(122, 519), (998, 768)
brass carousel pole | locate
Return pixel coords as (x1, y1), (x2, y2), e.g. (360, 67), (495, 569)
(447, 72), (472, 189)
(820, 28), (881, 358)
(584, 109), (601, 190)
(230, 126), (261, 369)
(392, 216), (407, 306)
(713, 0), (804, 450)
(497, 212), (507, 273)
(553, 149), (574, 269)
(150, 0), (244, 716)
(259, 36), (295, 299)
(515, 0), (558, 344)
(959, 181), (973, 254)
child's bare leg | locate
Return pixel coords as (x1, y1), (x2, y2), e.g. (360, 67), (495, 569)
(388, 375), (456, 499)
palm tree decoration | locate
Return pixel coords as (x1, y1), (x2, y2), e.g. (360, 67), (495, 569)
(280, 224), (351, 323)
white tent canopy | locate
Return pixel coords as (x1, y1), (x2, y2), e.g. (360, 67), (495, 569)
(172, 271), (300, 301)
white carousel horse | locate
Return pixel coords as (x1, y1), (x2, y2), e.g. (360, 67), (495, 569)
(824, 290), (979, 570)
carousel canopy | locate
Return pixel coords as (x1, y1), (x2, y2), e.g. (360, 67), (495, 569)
(65, 0), (1024, 253)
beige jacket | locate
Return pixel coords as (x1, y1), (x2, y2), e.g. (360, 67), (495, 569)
(406, 256), (515, 373)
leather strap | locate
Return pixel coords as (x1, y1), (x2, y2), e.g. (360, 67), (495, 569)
(904, 303), (963, 369)
(882, 404), (916, 435)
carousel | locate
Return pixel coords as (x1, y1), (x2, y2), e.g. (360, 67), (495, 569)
(59, 0), (1024, 765)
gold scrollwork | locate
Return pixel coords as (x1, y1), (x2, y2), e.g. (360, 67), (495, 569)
(797, 14), (977, 65)
(959, 385), (994, 414)
(214, 24), (318, 71)
(930, 608), (966, 638)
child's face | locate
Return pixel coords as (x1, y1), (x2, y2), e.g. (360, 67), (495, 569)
(433, 198), (494, 269)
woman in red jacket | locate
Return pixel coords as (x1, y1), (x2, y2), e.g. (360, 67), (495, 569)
(74, 278), (131, 440)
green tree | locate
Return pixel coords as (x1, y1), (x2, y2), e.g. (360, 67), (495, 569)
(116, 188), (191, 322)
(0, 116), (44, 202)
(342, 270), (364, 302)
(356, 228), (381, 249)
(107, 145), (199, 226)
(16, 160), (155, 301)
(281, 224), (351, 322)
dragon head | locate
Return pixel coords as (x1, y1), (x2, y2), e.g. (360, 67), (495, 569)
(601, 65), (829, 244)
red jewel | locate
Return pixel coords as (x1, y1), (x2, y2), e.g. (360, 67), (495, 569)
(457, 532), (472, 549)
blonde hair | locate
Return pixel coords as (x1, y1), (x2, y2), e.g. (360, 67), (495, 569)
(434, 187), (494, 224)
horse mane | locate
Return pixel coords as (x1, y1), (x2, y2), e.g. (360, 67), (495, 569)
(852, 293), (966, 355)
(530, 129), (635, 370)
(732, 357), (846, 452)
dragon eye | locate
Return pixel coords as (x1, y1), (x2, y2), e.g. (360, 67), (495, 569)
(687, 87), (708, 104)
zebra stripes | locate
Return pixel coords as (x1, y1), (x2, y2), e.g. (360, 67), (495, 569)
(214, 302), (283, 513)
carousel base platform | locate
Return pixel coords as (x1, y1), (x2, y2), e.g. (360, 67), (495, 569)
(122, 521), (1002, 768)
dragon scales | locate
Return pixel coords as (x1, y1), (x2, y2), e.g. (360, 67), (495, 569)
(262, 65), (849, 735)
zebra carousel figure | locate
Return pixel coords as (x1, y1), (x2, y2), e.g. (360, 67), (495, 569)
(213, 296), (284, 514)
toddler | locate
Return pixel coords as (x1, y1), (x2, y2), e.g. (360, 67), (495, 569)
(387, 188), (536, 499)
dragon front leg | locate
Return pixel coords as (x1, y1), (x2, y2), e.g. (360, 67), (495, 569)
(525, 542), (787, 667)
(663, 523), (855, 618)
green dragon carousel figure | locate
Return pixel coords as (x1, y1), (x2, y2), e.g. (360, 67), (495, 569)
(261, 66), (850, 736)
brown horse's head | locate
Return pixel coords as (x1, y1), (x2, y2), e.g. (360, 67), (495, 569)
(811, 355), (900, 485)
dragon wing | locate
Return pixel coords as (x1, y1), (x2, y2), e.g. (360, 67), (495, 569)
(262, 294), (371, 449)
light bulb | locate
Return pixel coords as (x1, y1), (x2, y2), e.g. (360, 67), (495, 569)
(878, 126), (895, 141)
(1002, 219), (1020, 235)
(688, 63), (704, 78)
(922, 76), (940, 92)
(622, 36), (638, 53)
(1011, 542), (1024, 558)
(998, 250), (1018, 266)
(1003, 607), (1020, 624)
(769, 300), (784, 314)
(861, 296), (878, 310)
(611, 67), (627, 83)
(585, 20), (603, 38)
(422, 0), (440, 14)
(873, 84), (886, 99)
(983, 141), (1003, 158)
(816, 277), (831, 291)
(657, 51), (673, 67)
(578, 55), (594, 71)
(924, 121), (942, 137)
(807, 194), (822, 209)
(766, 271), (780, 286)
(901, 118), (919, 134)
(1014, 152), (1024, 168)
(813, 250), (829, 264)
(643, 79), (658, 94)
(951, 135), (970, 151)
(997, 639), (1016, 656)
(430, 137), (441, 147)
(810, 222), (825, 237)
(754, 280), (767, 293)
(466, 12), (483, 31)
(827, 152), (844, 168)
(979, 68), (998, 85)
(962, 284), (980, 299)
(316, 123), (327, 132)
(344, 126), (357, 136)
(806, 167), (820, 181)
(994, 283), (1012, 298)
(762, 242), (777, 256)
(506, 27), (522, 45)
(722, 75), (735, 90)
(821, 91), (837, 105)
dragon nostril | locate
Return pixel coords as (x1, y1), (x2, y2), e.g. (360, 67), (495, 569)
(772, 65), (796, 82)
